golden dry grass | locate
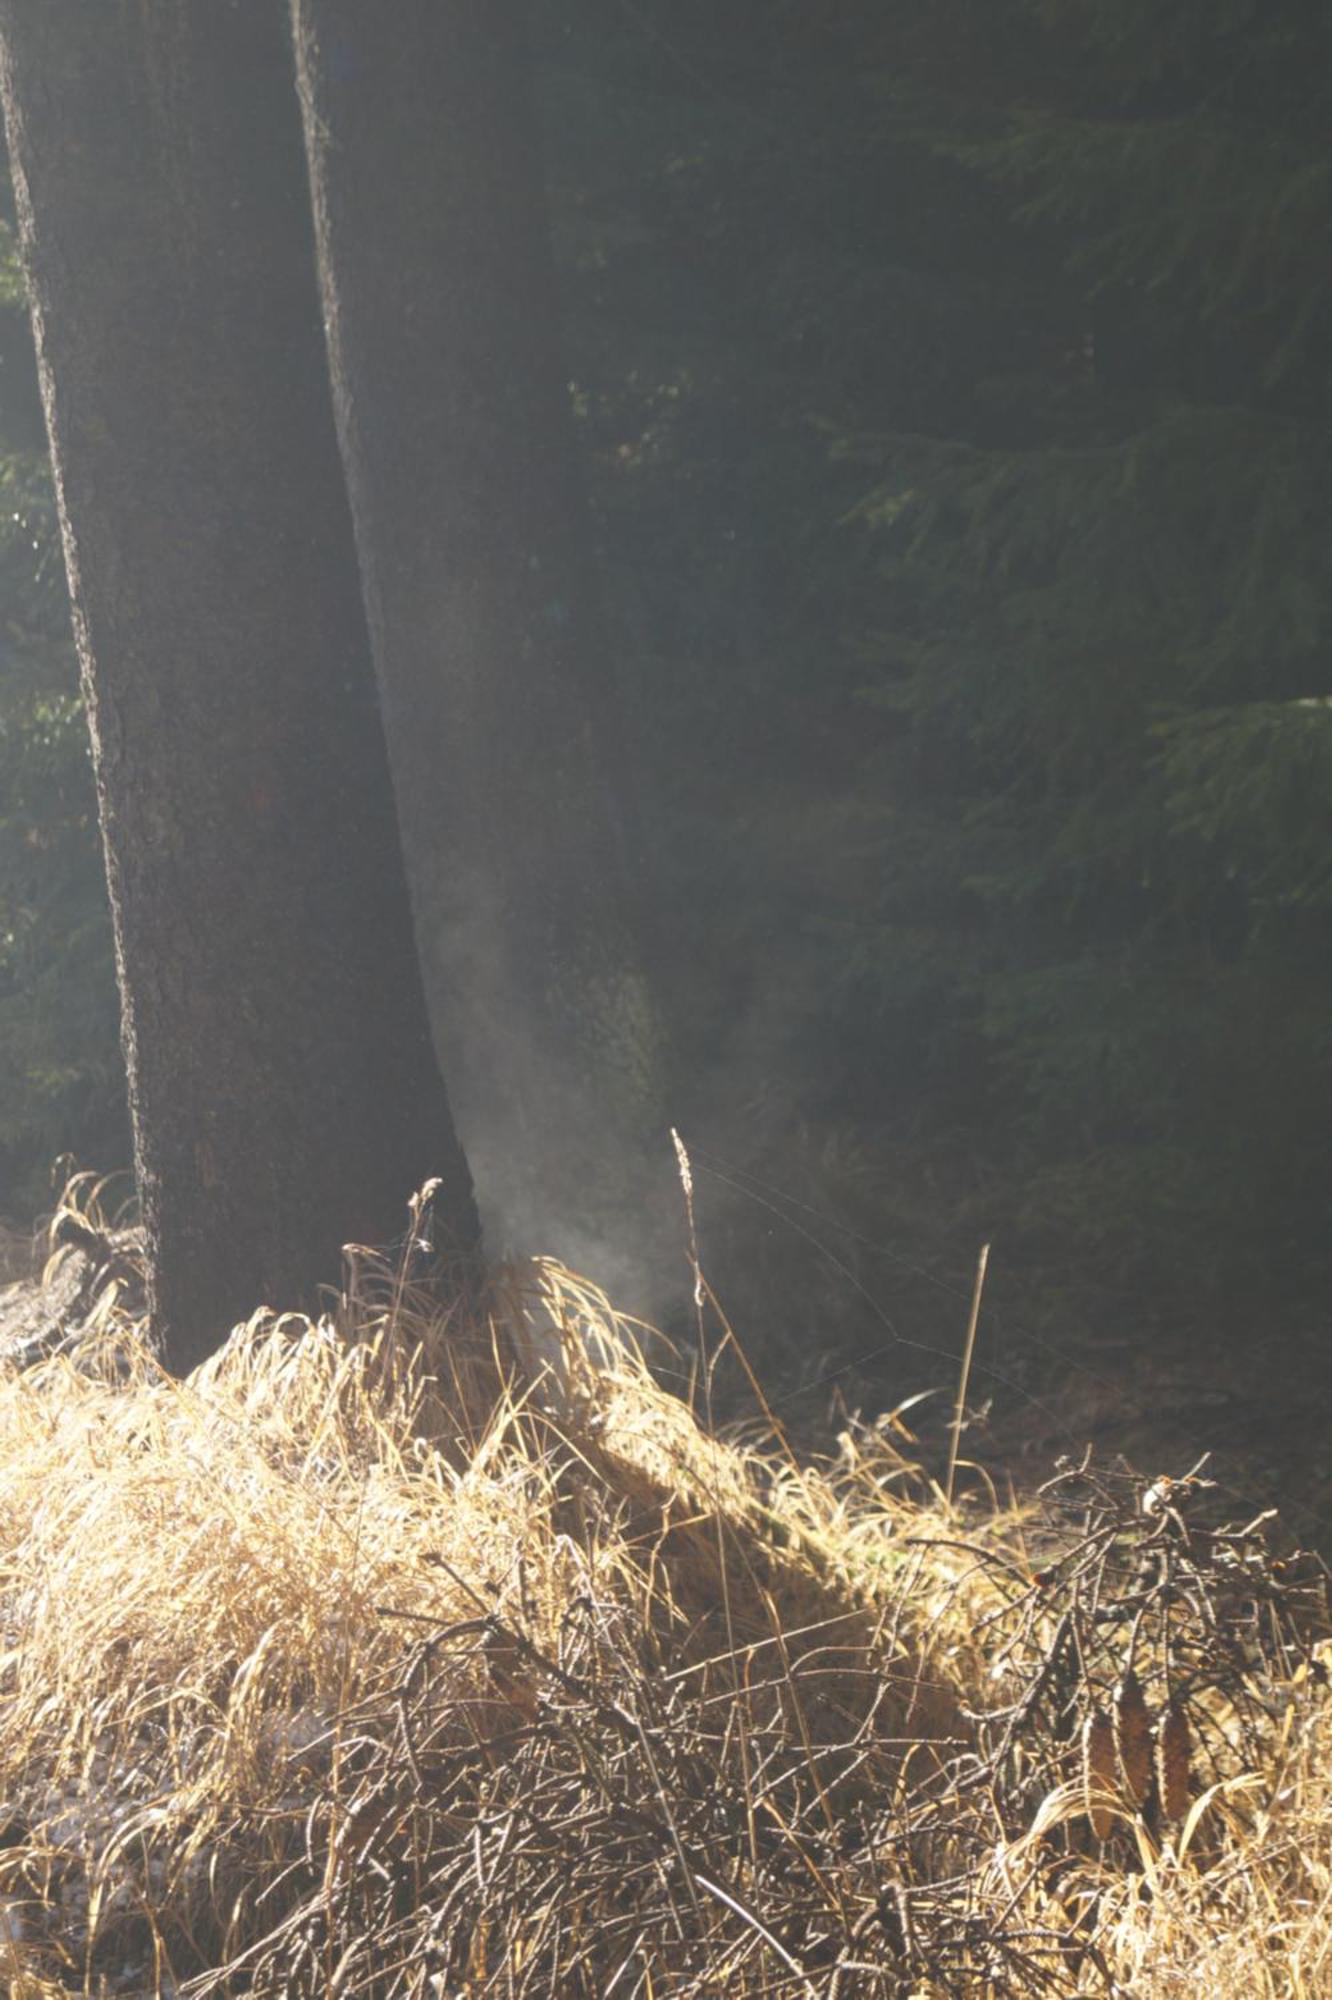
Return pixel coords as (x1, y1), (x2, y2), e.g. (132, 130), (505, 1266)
(0, 1239), (1325, 1997)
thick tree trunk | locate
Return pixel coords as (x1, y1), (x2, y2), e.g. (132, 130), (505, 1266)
(0, 0), (479, 1370)
(289, 0), (663, 1264)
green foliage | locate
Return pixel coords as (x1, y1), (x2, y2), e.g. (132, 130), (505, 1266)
(835, 0), (1332, 1325)
(542, 0), (1332, 1362)
(0, 198), (124, 1213)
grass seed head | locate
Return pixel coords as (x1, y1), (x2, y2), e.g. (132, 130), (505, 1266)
(1156, 1700), (1192, 1822)
(1083, 1709), (1118, 1839)
(1114, 1667), (1153, 1807)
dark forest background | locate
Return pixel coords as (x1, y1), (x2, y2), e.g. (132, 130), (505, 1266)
(1, 0), (1329, 1415)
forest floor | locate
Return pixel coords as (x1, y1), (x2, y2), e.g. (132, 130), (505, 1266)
(984, 1317), (1332, 1557)
(0, 1215), (37, 1284)
(687, 1244), (1332, 1568)
(0, 1213), (1326, 1997)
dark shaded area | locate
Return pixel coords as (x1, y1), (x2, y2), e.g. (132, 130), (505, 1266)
(0, 0), (477, 1365)
(0, 176), (126, 1203)
(0, 2), (1328, 1494)
(530, 0), (1332, 1426)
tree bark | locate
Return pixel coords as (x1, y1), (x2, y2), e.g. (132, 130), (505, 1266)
(289, 0), (663, 1263)
(0, 0), (479, 1370)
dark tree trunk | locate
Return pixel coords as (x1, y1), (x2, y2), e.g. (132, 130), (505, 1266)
(0, 0), (479, 1370)
(289, 0), (663, 1263)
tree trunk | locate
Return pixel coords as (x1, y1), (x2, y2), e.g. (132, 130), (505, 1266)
(0, 0), (479, 1370)
(289, 0), (663, 1266)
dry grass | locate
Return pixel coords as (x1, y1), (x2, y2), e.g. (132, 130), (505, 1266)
(0, 1226), (1326, 1996)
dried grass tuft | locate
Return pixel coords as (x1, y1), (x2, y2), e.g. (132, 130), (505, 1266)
(0, 1227), (1326, 1997)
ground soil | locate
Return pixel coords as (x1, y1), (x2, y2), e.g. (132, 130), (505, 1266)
(0, 1217), (38, 1285)
(984, 1319), (1332, 1555)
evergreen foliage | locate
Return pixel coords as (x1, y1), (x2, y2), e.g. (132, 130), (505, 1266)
(542, 0), (1332, 1358)
(0, 203), (124, 1212)
(834, 0), (1332, 1328)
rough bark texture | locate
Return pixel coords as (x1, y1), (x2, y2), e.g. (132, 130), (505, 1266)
(289, 0), (663, 1265)
(0, 0), (479, 1370)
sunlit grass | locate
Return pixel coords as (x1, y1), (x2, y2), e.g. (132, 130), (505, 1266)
(0, 1219), (1325, 1995)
